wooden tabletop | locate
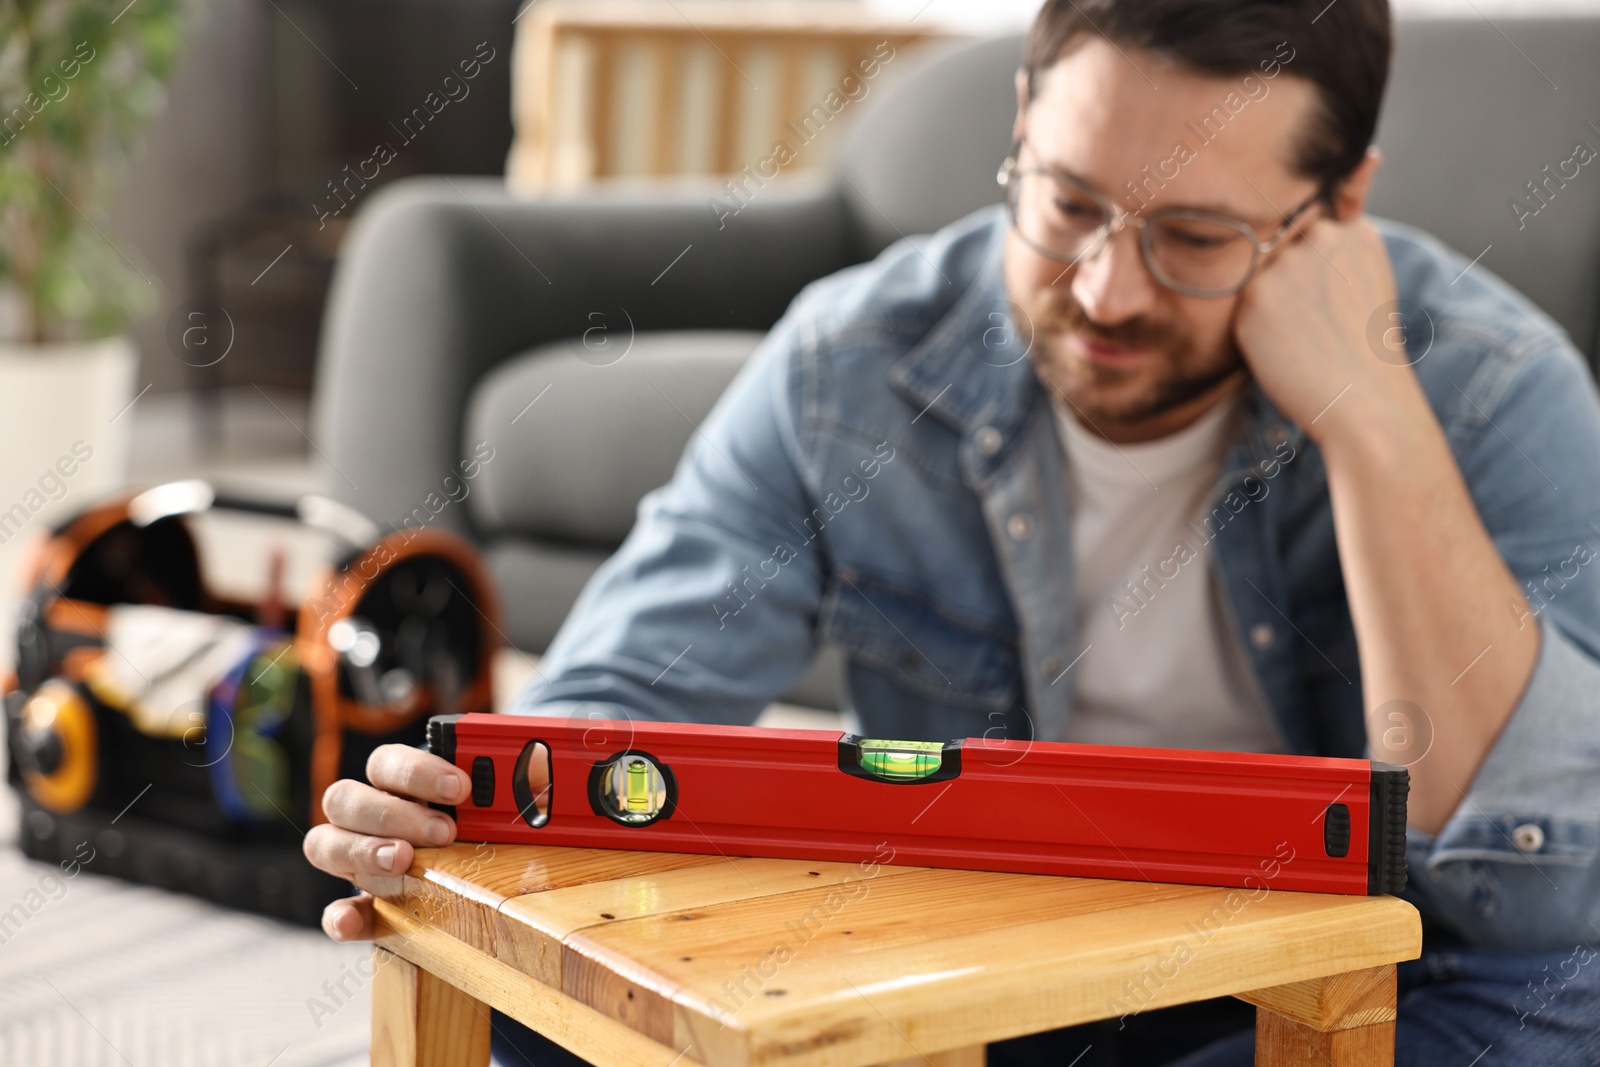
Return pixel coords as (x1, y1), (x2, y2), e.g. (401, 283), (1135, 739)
(357, 843), (1421, 1067)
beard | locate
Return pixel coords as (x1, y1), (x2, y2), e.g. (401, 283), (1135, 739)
(1014, 288), (1245, 428)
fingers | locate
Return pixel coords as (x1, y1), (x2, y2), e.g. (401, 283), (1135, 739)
(365, 743), (469, 805)
(304, 822), (415, 881)
(321, 892), (375, 942)
(320, 778), (456, 846)
(309, 745), (474, 946)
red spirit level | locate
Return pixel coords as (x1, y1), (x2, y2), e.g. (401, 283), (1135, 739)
(430, 714), (1408, 896)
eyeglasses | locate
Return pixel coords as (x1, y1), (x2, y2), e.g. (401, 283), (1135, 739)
(996, 139), (1325, 299)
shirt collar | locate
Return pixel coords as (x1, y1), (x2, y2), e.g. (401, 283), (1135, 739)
(886, 210), (1045, 481)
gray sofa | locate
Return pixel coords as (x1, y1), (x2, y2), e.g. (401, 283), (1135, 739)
(312, 18), (1600, 710)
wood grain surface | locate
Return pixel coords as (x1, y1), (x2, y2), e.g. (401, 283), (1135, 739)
(358, 843), (1420, 1066)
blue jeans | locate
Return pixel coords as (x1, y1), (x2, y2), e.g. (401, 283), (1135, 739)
(489, 935), (1600, 1066)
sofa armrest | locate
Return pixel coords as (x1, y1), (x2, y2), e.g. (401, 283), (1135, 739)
(311, 175), (856, 534)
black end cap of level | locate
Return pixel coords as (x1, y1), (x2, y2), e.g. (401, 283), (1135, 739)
(426, 714), (464, 818)
(1368, 762), (1410, 895)
(427, 714), (462, 764)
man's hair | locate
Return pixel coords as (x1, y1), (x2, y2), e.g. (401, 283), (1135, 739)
(1023, 0), (1392, 199)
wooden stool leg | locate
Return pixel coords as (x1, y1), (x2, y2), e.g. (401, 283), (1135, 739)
(372, 946), (492, 1067)
(1237, 965), (1397, 1066)
(1255, 1011), (1394, 1065)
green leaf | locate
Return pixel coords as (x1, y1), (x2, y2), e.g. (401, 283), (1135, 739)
(0, 0), (192, 342)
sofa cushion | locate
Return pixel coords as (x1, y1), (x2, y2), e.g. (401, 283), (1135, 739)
(482, 537), (615, 653)
(838, 34), (1020, 258)
(464, 329), (766, 543)
(1368, 16), (1600, 361)
(486, 533), (846, 708)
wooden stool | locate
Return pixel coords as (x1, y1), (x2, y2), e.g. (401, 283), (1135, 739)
(359, 843), (1420, 1066)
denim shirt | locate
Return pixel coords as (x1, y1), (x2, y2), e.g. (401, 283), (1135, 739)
(509, 205), (1600, 953)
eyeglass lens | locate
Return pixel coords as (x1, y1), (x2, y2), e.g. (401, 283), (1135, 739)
(1009, 170), (1260, 295)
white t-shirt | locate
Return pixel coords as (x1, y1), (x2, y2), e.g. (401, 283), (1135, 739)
(1053, 394), (1284, 753)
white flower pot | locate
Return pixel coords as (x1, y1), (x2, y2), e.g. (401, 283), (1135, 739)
(0, 336), (138, 552)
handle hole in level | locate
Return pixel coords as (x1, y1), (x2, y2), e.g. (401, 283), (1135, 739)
(513, 741), (551, 828)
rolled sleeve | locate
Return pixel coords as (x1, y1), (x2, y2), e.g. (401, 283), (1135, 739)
(1407, 613), (1600, 951)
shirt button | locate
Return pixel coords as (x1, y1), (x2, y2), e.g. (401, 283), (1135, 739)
(1266, 425), (1289, 447)
(1511, 823), (1545, 853)
(975, 426), (1002, 456)
(1041, 656), (1063, 677)
(1249, 623), (1275, 649)
(1007, 513), (1034, 540)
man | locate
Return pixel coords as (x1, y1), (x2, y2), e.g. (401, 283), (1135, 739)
(304, 0), (1600, 1063)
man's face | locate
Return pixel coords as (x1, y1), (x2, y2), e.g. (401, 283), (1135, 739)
(1003, 39), (1324, 440)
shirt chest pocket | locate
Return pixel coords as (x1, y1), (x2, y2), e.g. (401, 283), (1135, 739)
(816, 566), (1021, 714)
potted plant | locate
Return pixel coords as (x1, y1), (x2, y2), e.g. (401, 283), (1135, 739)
(0, 0), (184, 540)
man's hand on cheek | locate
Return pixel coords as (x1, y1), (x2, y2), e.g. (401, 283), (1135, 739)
(1233, 215), (1411, 445)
